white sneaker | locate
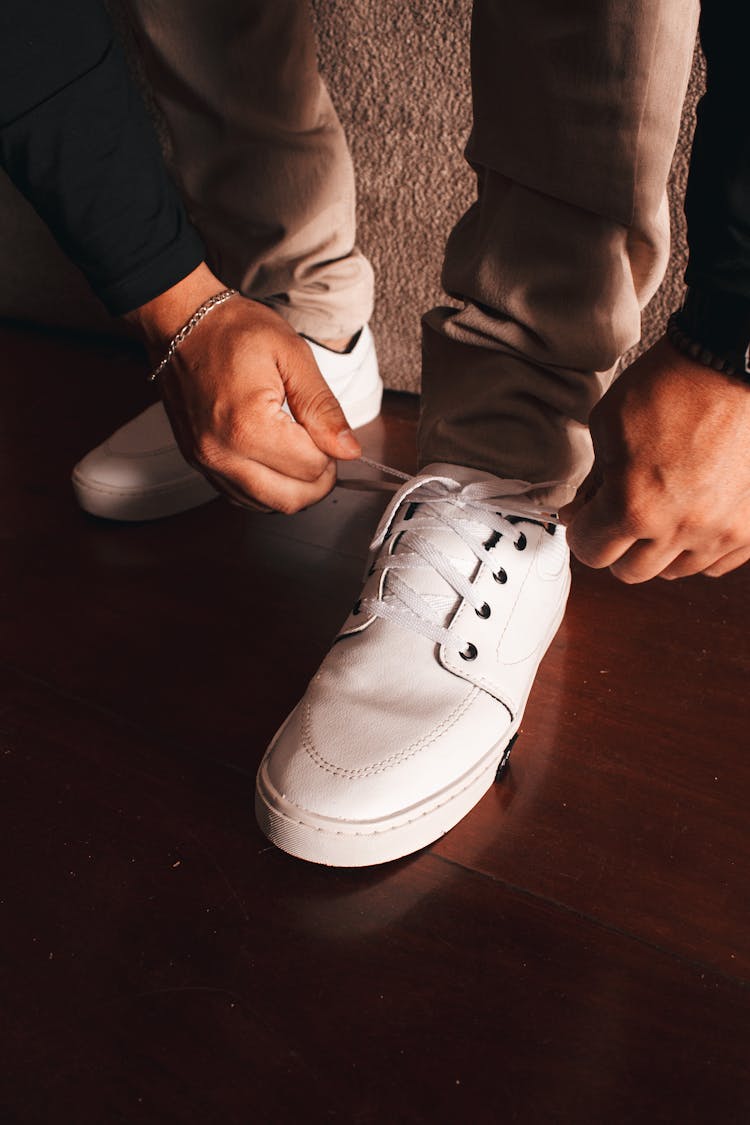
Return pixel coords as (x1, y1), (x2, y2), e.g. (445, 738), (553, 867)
(255, 462), (571, 867)
(72, 325), (383, 521)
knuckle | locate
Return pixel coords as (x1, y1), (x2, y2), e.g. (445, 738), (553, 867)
(224, 415), (252, 453)
(296, 454), (330, 484)
(673, 513), (710, 541)
(193, 433), (219, 466)
(275, 498), (303, 516)
(617, 492), (652, 538)
(269, 489), (310, 516)
(718, 523), (744, 550)
(276, 469), (336, 516)
(222, 404), (268, 454)
(622, 513), (650, 540)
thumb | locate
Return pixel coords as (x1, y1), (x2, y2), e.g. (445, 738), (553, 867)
(562, 474), (637, 569)
(282, 343), (362, 461)
(558, 462), (604, 526)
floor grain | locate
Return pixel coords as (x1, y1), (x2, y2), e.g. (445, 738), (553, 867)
(1, 324), (748, 1124)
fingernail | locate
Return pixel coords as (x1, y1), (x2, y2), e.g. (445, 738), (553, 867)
(337, 428), (361, 456)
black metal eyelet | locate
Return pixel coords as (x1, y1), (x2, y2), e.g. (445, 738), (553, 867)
(460, 642), (478, 661)
(475, 602), (491, 619)
(352, 599), (362, 616)
(493, 568), (508, 584)
(514, 532), (527, 552)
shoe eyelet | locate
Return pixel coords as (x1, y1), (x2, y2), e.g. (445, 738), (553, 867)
(483, 530), (500, 550)
(493, 568), (508, 584)
(475, 602), (491, 619)
(514, 532), (527, 552)
(460, 642), (478, 661)
(352, 599), (362, 616)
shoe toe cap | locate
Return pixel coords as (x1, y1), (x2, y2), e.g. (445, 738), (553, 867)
(73, 442), (194, 494)
(261, 680), (510, 825)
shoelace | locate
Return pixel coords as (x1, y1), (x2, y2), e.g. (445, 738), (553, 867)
(340, 458), (560, 659)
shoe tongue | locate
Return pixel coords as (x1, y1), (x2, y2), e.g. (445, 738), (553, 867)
(419, 462), (510, 489)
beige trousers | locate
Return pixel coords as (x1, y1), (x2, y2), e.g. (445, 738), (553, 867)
(421, 0), (700, 506)
(125, 0), (374, 341)
(126, 0), (699, 508)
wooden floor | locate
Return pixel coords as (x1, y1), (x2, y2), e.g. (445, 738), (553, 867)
(2, 322), (749, 1125)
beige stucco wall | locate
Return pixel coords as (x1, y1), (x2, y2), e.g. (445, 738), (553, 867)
(0, 4), (704, 390)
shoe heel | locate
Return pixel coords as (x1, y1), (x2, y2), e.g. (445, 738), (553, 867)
(495, 732), (519, 781)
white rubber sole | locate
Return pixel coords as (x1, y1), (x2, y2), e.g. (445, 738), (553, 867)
(255, 716), (521, 868)
(71, 466), (219, 522)
(255, 570), (570, 867)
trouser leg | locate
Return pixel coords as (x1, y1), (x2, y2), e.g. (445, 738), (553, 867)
(420, 0), (700, 509)
(124, 0), (373, 340)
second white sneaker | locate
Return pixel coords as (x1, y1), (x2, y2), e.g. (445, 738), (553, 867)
(72, 325), (383, 521)
(255, 462), (571, 867)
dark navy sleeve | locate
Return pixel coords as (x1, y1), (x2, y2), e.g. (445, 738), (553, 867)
(681, 1), (750, 356)
(0, 0), (205, 315)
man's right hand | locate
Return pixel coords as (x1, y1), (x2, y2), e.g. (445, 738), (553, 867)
(126, 263), (362, 514)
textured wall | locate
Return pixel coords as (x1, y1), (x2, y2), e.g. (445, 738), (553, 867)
(0, 3), (704, 390)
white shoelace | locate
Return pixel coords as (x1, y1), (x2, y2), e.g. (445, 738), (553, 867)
(340, 458), (559, 656)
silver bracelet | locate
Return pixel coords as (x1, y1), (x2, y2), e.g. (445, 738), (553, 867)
(147, 288), (239, 382)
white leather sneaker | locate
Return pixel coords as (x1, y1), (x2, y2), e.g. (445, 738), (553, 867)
(72, 325), (383, 521)
(255, 462), (571, 867)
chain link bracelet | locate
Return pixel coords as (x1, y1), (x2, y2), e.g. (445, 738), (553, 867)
(147, 288), (239, 382)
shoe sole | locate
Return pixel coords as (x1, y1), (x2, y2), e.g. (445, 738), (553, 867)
(71, 466), (219, 522)
(254, 569), (570, 867)
(72, 378), (384, 522)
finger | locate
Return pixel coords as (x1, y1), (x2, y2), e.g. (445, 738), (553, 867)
(227, 403), (335, 483)
(702, 544), (750, 578)
(227, 496), (274, 513)
(183, 462), (272, 511)
(209, 453), (338, 515)
(280, 341), (362, 461)
(558, 464), (603, 526)
(563, 479), (638, 568)
(609, 539), (682, 584)
(659, 548), (717, 581)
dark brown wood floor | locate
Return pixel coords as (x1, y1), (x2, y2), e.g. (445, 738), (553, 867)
(2, 322), (749, 1125)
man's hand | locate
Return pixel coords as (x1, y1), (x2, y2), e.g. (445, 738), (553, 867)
(559, 335), (750, 581)
(126, 263), (361, 513)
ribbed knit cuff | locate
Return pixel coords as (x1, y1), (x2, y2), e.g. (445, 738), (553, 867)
(671, 287), (750, 381)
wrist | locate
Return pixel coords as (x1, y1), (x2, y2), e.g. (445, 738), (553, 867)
(124, 262), (228, 351)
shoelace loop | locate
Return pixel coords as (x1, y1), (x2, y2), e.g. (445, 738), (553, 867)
(344, 458), (559, 657)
